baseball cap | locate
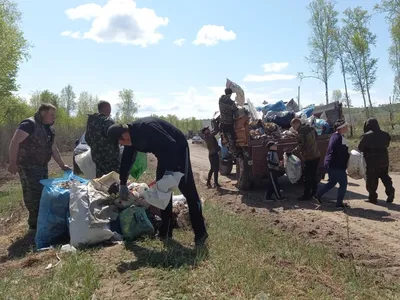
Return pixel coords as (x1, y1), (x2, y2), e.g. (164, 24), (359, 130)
(266, 141), (277, 150)
(201, 126), (209, 134)
(107, 124), (128, 142)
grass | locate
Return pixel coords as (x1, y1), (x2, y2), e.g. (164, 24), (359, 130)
(2, 164), (400, 299)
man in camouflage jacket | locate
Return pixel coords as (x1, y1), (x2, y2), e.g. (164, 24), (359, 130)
(8, 104), (70, 231)
(85, 101), (120, 178)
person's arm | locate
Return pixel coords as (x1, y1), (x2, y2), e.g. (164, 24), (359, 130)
(358, 135), (366, 153)
(211, 127), (220, 136)
(103, 117), (115, 137)
(8, 129), (29, 174)
(293, 132), (305, 155)
(120, 146), (137, 185)
(52, 143), (71, 170)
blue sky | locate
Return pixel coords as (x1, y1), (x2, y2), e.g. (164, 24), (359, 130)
(15, 0), (393, 118)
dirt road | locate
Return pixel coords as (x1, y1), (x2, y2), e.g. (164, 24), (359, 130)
(189, 143), (400, 280)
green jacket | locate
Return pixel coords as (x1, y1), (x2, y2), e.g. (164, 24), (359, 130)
(294, 124), (320, 161)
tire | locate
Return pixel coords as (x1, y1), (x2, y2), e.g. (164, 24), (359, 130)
(219, 159), (233, 176)
(236, 156), (251, 190)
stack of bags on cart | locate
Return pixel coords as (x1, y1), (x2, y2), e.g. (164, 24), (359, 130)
(35, 171), (193, 250)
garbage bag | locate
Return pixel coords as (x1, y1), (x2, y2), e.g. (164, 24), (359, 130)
(267, 111), (295, 128)
(283, 153), (302, 184)
(347, 150), (366, 180)
(119, 206), (154, 240)
(130, 152), (147, 180)
(75, 148), (96, 179)
(35, 171), (88, 249)
(298, 105), (315, 118)
(286, 99), (299, 112)
(256, 100), (286, 113)
(69, 183), (116, 247)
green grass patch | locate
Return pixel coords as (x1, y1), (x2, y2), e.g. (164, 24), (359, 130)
(0, 252), (101, 300)
(0, 182), (22, 217)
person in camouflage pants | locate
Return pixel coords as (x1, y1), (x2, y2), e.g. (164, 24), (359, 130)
(8, 104), (71, 230)
(218, 88), (238, 157)
(85, 101), (120, 178)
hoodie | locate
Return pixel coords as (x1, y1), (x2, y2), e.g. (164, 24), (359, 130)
(219, 95), (238, 125)
(85, 113), (120, 164)
(294, 124), (320, 161)
(358, 118), (391, 168)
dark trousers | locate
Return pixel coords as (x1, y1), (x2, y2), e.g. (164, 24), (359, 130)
(207, 152), (219, 185)
(266, 170), (282, 198)
(366, 166), (395, 201)
(157, 147), (207, 239)
(220, 123), (237, 157)
(303, 158), (320, 198)
(18, 165), (48, 229)
(318, 169), (347, 205)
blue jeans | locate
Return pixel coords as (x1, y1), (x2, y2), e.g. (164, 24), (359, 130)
(318, 169), (347, 205)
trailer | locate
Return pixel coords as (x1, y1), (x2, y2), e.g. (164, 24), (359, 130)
(213, 101), (343, 190)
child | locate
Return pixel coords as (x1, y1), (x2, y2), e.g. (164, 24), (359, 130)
(265, 141), (286, 201)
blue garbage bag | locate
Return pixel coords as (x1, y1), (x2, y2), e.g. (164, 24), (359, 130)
(314, 118), (330, 135)
(256, 100), (286, 112)
(299, 105), (315, 118)
(35, 170), (88, 249)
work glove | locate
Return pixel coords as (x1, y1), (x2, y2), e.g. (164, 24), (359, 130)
(119, 185), (129, 200)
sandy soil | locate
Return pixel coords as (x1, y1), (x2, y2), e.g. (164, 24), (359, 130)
(189, 143), (400, 280)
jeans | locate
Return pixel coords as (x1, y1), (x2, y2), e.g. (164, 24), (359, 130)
(207, 152), (219, 185)
(318, 169), (347, 205)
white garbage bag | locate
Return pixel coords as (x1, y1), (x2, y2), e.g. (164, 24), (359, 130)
(347, 150), (366, 180)
(75, 149), (96, 179)
(69, 183), (115, 247)
(143, 172), (184, 210)
(284, 153), (302, 184)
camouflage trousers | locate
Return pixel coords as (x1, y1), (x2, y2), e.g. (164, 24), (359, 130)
(18, 165), (48, 229)
(220, 123), (238, 157)
(93, 157), (120, 178)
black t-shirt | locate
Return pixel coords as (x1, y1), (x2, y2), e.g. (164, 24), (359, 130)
(18, 121), (53, 143)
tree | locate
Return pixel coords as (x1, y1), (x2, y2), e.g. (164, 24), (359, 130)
(375, 0), (400, 20)
(342, 7), (377, 118)
(331, 89), (342, 103)
(29, 90), (41, 109)
(333, 28), (353, 135)
(0, 0), (30, 97)
(117, 89), (138, 123)
(39, 90), (59, 107)
(77, 91), (97, 116)
(306, 0), (338, 104)
(60, 84), (76, 116)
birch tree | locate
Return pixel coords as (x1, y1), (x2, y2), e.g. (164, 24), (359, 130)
(306, 0), (338, 104)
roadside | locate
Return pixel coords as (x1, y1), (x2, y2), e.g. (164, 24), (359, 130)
(1, 150), (400, 298)
(189, 143), (400, 280)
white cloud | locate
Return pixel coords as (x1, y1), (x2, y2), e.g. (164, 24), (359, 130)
(243, 74), (297, 82)
(62, 0), (169, 47)
(263, 62), (289, 73)
(61, 31), (82, 39)
(173, 38), (185, 46)
(193, 25), (236, 46)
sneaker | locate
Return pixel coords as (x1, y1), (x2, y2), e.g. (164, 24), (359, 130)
(214, 183), (222, 188)
(298, 195), (311, 201)
(206, 182), (212, 188)
(366, 199), (378, 204)
(312, 194), (323, 204)
(195, 233), (209, 247)
(336, 203), (350, 209)
(387, 190), (395, 203)
(276, 196), (286, 201)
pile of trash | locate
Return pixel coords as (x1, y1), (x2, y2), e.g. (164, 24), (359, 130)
(247, 99), (331, 140)
(35, 167), (192, 250)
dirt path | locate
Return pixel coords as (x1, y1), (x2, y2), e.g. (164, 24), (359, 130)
(189, 144), (400, 280)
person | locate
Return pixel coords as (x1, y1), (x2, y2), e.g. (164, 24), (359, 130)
(218, 88), (238, 157)
(85, 101), (120, 178)
(265, 141), (285, 201)
(8, 103), (71, 231)
(202, 126), (221, 188)
(291, 118), (321, 201)
(315, 119), (350, 209)
(358, 118), (395, 204)
(107, 117), (208, 246)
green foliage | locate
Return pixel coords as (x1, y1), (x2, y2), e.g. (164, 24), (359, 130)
(116, 88), (138, 123)
(60, 84), (76, 116)
(306, 0), (338, 104)
(0, 0), (30, 97)
(0, 94), (33, 126)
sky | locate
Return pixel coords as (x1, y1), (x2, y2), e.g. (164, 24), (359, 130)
(14, 0), (394, 119)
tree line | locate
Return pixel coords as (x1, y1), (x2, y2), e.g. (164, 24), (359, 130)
(304, 0), (400, 122)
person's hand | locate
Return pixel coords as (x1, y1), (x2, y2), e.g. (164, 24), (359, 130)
(286, 152), (292, 157)
(279, 161), (284, 167)
(8, 162), (18, 175)
(60, 165), (72, 171)
(119, 185), (129, 200)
